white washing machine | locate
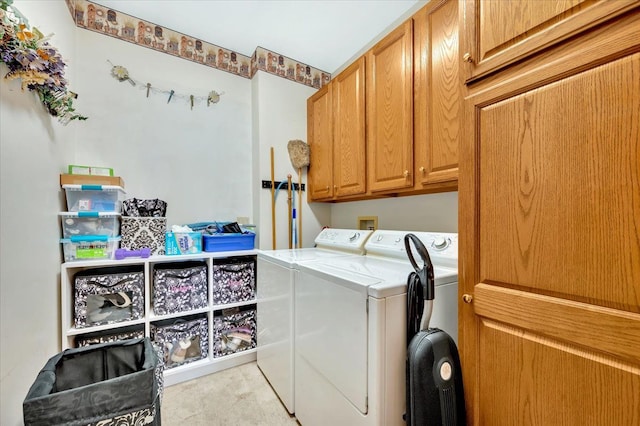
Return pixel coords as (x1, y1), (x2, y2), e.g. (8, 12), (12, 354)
(294, 230), (458, 426)
(257, 228), (373, 414)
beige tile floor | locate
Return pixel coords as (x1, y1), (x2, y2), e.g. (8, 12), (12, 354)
(161, 362), (299, 425)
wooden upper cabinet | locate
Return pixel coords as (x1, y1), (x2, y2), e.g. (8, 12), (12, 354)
(413, 0), (461, 189)
(366, 19), (414, 193)
(307, 84), (334, 201)
(461, 0), (639, 82)
(333, 57), (367, 198)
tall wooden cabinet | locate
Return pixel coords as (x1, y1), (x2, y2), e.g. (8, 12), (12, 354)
(366, 19), (414, 193)
(413, 0), (461, 190)
(459, 4), (640, 424)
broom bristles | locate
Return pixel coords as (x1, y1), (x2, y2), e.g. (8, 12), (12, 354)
(287, 139), (310, 169)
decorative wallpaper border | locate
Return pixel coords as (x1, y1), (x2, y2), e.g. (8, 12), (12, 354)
(65, 0), (330, 89)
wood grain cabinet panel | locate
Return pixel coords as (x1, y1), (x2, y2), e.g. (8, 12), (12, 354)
(461, 0), (639, 82)
(460, 10), (640, 424)
(307, 84), (334, 201)
(366, 19), (414, 193)
(413, 0), (461, 190)
(333, 57), (367, 198)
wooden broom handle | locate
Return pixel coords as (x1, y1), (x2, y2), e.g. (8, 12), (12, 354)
(270, 147), (276, 250)
(298, 167), (302, 248)
(287, 174), (292, 249)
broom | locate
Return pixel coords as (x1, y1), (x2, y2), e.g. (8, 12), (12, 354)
(287, 139), (310, 248)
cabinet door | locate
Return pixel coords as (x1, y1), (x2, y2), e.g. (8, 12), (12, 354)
(459, 13), (640, 425)
(413, 0), (460, 188)
(461, 0), (639, 82)
(333, 57), (366, 198)
(307, 84), (334, 201)
(366, 19), (414, 193)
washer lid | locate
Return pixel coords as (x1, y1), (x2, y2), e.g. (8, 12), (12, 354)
(296, 262), (382, 296)
(258, 247), (359, 268)
(300, 255), (458, 298)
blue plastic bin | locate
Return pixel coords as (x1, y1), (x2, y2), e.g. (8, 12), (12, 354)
(203, 232), (255, 252)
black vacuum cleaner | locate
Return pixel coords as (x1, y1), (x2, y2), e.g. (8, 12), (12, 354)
(404, 233), (466, 426)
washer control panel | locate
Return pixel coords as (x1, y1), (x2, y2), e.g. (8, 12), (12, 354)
(365, 230), (458, 263)
(314, 228), (374, 253)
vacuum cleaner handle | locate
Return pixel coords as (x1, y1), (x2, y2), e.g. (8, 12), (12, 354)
(404, 233), (435, 301)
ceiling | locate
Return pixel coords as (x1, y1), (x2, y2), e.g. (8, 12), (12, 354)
(93, 0), (422, 74)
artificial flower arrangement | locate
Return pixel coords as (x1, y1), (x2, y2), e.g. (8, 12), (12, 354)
(0, 0), (86, 123)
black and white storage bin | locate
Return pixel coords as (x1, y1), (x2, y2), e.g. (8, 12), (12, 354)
(152, 261), (208, 315)
(74, 266), (144, 328)
(120, 217), (167, 256)
(23, 338), (162, 426)
(212, 256), (256, 304)
(75, 325), (146, 348)
(150, 314), (208, 369)
(213, 305), (257, 358)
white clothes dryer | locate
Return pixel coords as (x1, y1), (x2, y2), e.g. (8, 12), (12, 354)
(257, 228), (373, 414)
(294, 230), (458, 426)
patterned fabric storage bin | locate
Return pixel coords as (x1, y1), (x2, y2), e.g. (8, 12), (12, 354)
(74, 266), (144, 328)
(212, 256), (256, 304)
(75, 325), (146, 348)
(150, 314), (208, 369)
(213, 305), (257, 358)
(121, 217), (167, 255)
(152, 261), (208, 315)
(23, 338), (162, 426)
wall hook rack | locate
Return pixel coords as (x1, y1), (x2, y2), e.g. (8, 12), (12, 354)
(262, 180), (305, 191)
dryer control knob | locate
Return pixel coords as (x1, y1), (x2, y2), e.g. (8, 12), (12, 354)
(349, 232), (360, 241)
(433, 237), (449, 250)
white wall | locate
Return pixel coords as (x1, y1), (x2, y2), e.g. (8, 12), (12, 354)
(252, 71), (330, 250)
(330, 191), (458, 233)
(0, 2), (77, 425)
(72, 29), (253, 226)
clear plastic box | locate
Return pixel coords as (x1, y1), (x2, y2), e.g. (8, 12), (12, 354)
(59, 212), (120, 238)
(60, 235), (121, 262)
(62, 184), (125, 212)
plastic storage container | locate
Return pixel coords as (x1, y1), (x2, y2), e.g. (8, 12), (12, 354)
(63, 184), (125, 212)
(61, 235), (120, 262)
(59, 211), (120, 238)
(203, 232), (255, 252)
